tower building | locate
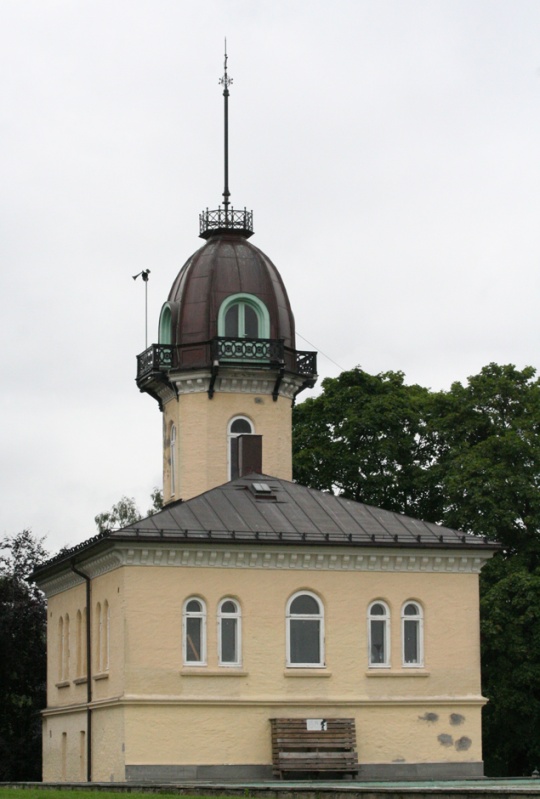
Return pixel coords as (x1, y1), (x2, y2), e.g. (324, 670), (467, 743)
(34, 55), (497, 784)
(136, 51), (316, 503)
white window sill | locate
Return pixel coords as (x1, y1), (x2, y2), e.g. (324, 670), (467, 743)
(365, 669), (429, 677)
(55, 680), (70, 689)
(73, 676), (88, 685)
(284, 669), (332, 677)
(180, 669), (247, 677)
(93, 671), (110, 681)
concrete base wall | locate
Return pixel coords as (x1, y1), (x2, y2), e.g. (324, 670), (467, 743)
(126, 761), (483, 783)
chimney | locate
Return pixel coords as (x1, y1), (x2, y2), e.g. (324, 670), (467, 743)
(237, 434), (262, 477)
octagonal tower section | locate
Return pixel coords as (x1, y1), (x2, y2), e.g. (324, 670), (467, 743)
(136, 215), (317, 504)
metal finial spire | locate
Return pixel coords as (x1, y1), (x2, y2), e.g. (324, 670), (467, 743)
(198, 43), (253, 239)
(219, 39), (232, 211)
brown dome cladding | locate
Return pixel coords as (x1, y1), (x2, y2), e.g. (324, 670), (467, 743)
(167, 233), (296, 349)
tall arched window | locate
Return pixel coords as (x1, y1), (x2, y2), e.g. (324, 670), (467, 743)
(102, 600), (110, 671)
(286, 591), (324, 667)
(368, 601), (390, 667)
(63, 614), (70, 681)
(228, 416), (254, 480)
(402, 601), (423, 667)
(58, 616), (64, 682)
(158, 303), (172, 344)
(218, 598), (241, 666)
(76, 610), (83, 678)
(95, 602), (102, 672)
(183, 598), (206, 665)
(170, 423), (177, 497)
(218, 294), (270, 339)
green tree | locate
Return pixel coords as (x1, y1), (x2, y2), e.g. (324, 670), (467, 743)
(293, 362), (540, 776)
(95, 488), (164, 532)
(0, 530), (48, 780)
(293, 368), (443, 521)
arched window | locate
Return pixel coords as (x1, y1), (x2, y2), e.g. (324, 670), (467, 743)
(76, 610), (83, 678)
(402, 601), (423, 667)
(170, 423), (177, 497)
(63, 614), (70, 681)
(102, 600), (110, 671)
(158, 303), (172, 345)
(58, 616), (64, 682)
(95, 602), (102, 672)
(228, 416), (254, 480)
(218, 294), (270, 339)
(183, 598), (206, 665)
(218, 598), (241, 666)
(286, 591), (324, 667)
(368, 601), (390, 667)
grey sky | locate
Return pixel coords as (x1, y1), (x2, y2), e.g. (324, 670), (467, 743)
(1, 0), (540, 554)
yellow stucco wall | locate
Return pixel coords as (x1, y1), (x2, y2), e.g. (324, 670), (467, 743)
(162, 390), (293, 502)
(42, 552), (486, 780)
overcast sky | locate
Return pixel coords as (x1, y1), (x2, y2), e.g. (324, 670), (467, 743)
(2, 0), (540, 554)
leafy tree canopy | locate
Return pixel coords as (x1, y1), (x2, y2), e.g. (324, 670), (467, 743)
(0, 530), (48, 780)
(293, 363), (540, 776)
(94, 487), (163, 533)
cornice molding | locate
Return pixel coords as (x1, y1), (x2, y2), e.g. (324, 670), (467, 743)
(43, 694), (488, 713)
(169, 368), (305, 400)
(40, 541), (492, 596)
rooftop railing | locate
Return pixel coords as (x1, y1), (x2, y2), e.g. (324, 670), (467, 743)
(136, 338), (317, 382)
(199, 207), (254, 239)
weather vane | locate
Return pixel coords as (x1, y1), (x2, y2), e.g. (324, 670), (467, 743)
(219, 39), (231, 211)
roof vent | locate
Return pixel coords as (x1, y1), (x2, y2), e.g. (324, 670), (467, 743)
(249, 481), (276, 500)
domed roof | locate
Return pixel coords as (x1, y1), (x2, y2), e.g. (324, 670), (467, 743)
(166, 233), (296, 349)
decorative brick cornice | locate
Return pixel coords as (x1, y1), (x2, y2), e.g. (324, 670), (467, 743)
(170, 368), (305, 400)
(40, 541), (491, 596)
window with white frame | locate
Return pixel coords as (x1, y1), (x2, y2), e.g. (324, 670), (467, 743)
(218, 598), (241, 666)
(183, 598), (206, 665)
(218, 293), (270, 339)
(368, 601), (390, 667)
(228, 416), (254, 480)
(286, 591), (324, 667)
(402, 601), (423, 667)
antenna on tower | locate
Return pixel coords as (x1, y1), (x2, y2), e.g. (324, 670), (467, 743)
(199, 43), (253, 239)
(219, 38), (232, 215)
(133, 269), (151, 349)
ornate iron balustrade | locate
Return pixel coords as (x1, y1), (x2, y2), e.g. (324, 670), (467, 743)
(137, 344), (173, 378)
(212, 337), (284, 364)
(199, 206), (254, 239)
(136, 339), (317, 381)
(290, 348), (318, 377)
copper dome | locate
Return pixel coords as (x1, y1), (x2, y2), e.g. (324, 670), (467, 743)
(166, 233), (296, 349)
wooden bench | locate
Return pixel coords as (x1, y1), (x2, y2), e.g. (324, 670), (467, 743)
(270, 717), (358, 779)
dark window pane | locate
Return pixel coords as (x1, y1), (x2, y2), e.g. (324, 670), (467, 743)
(221, 601), (236, 614)
(186, 600), (201, 613)
(225, 304), (239, 337)
(404, 619), (419, 663)
(186, 617), (202, 662)
(370, 619), (386, 663)
(371, 603), (385, 616)
(221, 617), (237, 663)
(404, 603), (419, 616)
(230, 437), (239, 480)
(290, 595), (319, 615)
(244, 304), (258, 338)
(290, 619), (320, 663)
(231, 419), (252, 434)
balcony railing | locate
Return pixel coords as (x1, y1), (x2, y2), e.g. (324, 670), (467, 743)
(136, 339), (317, 382)
(199, 207), (254, 239)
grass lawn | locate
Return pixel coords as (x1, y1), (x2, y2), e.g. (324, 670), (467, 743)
(0, 792), (233, 799)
